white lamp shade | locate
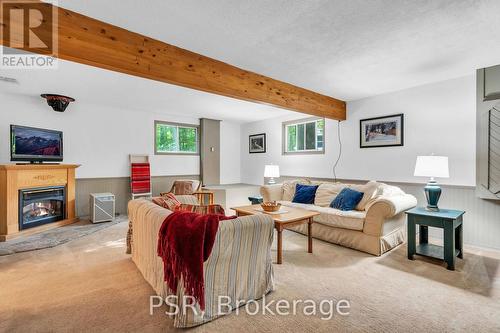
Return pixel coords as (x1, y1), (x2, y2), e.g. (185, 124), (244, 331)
(414, 156), (449, 178)
(264, 165), (280, 178)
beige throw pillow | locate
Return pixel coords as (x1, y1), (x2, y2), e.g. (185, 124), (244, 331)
(350, 181), (381, 211)
(282, 179), (311, 201)
(314, 183), (347, 207)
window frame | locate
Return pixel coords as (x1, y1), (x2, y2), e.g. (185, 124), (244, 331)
(154, 120), (200, 156)
(282, 117), (325, 155)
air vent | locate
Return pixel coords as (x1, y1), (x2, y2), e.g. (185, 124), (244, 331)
(0, 76), (19, 84)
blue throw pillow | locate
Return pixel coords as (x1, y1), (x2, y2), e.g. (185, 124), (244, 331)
(292, 184), (319, 204)
(330, 188), (364, 211)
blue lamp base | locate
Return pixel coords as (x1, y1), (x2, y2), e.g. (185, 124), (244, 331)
(424, 179), (442, 211)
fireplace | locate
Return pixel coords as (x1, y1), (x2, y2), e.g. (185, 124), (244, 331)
(19, 186), (66, 231)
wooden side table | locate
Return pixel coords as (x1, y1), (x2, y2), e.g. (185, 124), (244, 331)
(194, 190), (214, 205)
(406, 207), (465, 270)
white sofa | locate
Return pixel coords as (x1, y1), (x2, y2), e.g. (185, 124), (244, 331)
(260, 180), (417, 256)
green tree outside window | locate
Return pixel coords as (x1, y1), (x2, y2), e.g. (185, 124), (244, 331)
(155, 122), (198, 154)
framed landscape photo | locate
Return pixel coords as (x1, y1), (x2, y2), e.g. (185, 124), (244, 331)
(360, 114), (404, 148)
(249, 133), (266, 153)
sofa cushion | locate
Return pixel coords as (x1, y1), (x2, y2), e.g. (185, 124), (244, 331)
(314, 183), (347, 207)
(331, 188), (364, 211)
(279, 201), (365, 231)
(292, 184), (319, 204)
(282, 179), (311, 201)
(349, 181), (382, 211)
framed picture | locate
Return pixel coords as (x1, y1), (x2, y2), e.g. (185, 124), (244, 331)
(249, 133), (266, 153)
(360, 114), (404, 148)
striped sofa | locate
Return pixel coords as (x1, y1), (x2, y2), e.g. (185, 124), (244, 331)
(127, 199), (275, 328)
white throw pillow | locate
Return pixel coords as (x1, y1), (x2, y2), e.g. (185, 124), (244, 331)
(314, 183), (347, 207)
(350, 181), (381, 211)
(378, 183), (405, 197)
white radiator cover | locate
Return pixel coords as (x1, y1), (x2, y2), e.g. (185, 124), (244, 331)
(89, 193), (115, 223)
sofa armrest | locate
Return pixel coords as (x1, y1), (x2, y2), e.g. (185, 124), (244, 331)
(260, 184), (283, 202)
(363, 194), (417, 236)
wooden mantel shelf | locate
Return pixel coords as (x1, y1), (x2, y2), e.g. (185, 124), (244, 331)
(0, 164), (80, 170)
(0, 164), (80, 241)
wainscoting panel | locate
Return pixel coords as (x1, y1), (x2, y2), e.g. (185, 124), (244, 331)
(75, 175), (199, 217)
(277, 176), (500, 250)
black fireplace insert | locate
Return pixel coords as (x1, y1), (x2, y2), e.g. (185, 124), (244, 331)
(19, 186), (66, 230)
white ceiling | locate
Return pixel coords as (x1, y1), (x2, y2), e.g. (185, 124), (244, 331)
(58, 0), (500, 100)
(2, 0), (500, 122)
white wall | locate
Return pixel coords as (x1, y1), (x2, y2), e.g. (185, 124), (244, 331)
(1, 74), (476, 185)
(0, 91), (240, 179)
(220, 121), (241, 184)
(241, 75), (476, 186)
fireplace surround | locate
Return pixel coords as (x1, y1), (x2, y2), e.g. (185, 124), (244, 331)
(19, 186), (66, 231)
(0, 164), (79, 241)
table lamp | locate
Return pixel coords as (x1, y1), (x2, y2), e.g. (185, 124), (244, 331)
(414, 155), (449, 211)
(264, 165), (280, 185)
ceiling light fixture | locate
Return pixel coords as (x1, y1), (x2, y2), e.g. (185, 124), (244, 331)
(41, 94), (76, 112)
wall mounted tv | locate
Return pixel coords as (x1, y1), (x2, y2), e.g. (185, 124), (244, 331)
(10, 125), (63, 163)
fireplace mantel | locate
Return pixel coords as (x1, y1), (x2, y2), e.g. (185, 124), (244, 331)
(0, 164), (80, 241)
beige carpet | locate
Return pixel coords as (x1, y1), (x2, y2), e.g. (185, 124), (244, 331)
(1, 221), (499, 332)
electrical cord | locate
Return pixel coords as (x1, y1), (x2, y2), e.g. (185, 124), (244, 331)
(333, 120), (342, 182)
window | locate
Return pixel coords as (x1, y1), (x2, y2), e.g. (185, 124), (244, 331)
(283, 118), (325, 154)
(155, 121), (199, 155)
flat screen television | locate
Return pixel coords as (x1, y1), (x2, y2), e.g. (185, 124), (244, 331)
(10, 125), (63, 163)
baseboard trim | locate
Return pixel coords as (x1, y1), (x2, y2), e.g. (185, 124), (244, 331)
(427, 236), (500, 257)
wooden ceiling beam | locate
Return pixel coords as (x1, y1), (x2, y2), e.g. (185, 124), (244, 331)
(0, 1), (346, 120)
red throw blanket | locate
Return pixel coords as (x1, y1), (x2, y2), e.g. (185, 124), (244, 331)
(157, 211), (235, 310)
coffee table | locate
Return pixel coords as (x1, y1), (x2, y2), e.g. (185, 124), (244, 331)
(231, 204), (319, 264)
